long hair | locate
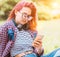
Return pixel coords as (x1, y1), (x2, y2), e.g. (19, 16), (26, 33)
(7, 1), (37, 31)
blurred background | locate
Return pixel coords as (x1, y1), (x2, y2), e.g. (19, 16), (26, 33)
(0, 0), (60, 54)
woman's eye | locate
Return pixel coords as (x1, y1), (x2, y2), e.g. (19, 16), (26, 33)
(23, 14), (27, 18)
(28, 15), (30, 18)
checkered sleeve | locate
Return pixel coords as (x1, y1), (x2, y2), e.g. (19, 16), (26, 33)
(2, 40), (14, 57)
(0, 24), (8, 57)
(0, 21), (14, 57)
(0, 26), (3, 57)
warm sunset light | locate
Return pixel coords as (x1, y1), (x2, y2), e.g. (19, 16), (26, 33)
(38, 0), (60, 20)
(51, 2), (59, 8)
(50, 1), (60, 19)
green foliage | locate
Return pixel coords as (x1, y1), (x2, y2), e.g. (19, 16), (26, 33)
(0, 0), (20, 20)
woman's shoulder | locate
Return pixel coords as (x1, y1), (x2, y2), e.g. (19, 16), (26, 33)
(0, 21), (8, 32)
(0, 20), (15, 32)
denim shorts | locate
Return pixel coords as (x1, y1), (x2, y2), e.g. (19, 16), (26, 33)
(23, 53), (37, 57)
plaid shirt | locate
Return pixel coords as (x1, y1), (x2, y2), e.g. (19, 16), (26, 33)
(0, 20), (17, 57)
(0, 20), (38, 57)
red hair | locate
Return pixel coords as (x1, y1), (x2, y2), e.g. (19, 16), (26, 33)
(7, 1), (37, 31)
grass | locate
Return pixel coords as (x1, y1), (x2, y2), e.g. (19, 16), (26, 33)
(0, 19), (60, 54)
(37, 19), (60, 54)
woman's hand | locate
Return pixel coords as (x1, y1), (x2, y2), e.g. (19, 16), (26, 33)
(32, 35), (43, 49)
(32, 35), (43, 54)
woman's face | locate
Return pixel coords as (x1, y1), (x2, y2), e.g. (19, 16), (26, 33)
(15, 7), (33, 25)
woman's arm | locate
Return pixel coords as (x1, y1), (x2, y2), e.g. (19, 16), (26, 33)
(32, 35), (44, 56)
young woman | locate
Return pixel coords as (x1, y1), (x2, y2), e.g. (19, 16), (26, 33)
(0, 0), (60, 57)
(0, 1), (43, 57)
